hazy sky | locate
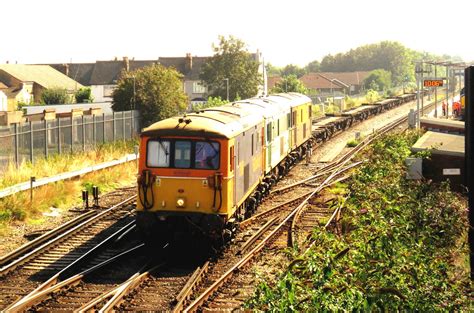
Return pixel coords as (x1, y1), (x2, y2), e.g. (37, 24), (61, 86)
(1, 0), (472, 66)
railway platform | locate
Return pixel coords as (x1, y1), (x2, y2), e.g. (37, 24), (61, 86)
(411, 131), (464, 188)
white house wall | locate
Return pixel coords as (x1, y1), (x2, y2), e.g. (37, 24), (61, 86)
(91, 85), (114, 103)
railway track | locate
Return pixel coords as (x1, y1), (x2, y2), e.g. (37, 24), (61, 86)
(0, 196), (136, 310)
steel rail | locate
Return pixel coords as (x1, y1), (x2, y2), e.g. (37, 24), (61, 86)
(270, 161), (363, 195)
(237, 217), (278, 255)
(0, 195), (136, 276)
(6, 243), (144, 312)
(172, 261), (210, 313)
(0, 210), (96, 268)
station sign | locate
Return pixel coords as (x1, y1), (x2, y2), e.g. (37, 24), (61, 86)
(423, 79), (444, 87)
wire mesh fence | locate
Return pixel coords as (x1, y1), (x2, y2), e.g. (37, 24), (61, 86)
(0, 110), (140, 171)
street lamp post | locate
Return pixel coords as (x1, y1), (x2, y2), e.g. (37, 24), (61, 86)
(127, 75), (136, 135)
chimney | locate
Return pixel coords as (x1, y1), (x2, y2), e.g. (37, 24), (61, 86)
(63, 64), (69, 76)
(123, 56), (130, 72)
(185, 53), (192, 73)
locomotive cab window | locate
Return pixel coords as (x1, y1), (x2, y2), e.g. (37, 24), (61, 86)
(174, 141), (191, 168)
(195, 141), (220, 169)
(147, 140), (170, 167)
(147, 139), (219, 170)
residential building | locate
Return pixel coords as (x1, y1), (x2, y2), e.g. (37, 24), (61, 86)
(267, 76), (283, 91)
(47, 51), (268, 109)
(300, 73), (347, 95)
(0, 64), (83, 106)
(317, 71), (371, 94)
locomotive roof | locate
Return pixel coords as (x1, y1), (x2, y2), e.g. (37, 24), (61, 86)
(141, 93), (312, 139)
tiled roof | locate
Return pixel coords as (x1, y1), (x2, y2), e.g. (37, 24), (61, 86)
(49, 63), (95, 86)
(0, 65), (82, 90)
(89, 60), (130, 85)
(267, 76), (282, 89)
(317, 71), (371, 86)
(300, 73), (345, 89)
(158, 56), (209, 80)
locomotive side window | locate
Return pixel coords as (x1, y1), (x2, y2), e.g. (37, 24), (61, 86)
(174, 141), (191, 168)
(147, 140), (170, 167)
(195, 141), (220, 169)
(230, 146), (234, 171)
(266, 122), (272, 143)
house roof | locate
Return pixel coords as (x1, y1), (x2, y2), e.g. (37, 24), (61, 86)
(300, 73), (346, 90)
(104, 60), (158, 85)
(317, 71), (371, 86)
(158, 56), (209, 80)
(48, 63), (96, 86)
(44, 53), (256, 86)
(0, 64), (83, 91)
(4, 86), (24, 98)
(267, 76), (282, 90)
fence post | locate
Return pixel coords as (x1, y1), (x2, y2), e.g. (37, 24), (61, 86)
(82, 115), (86, 151)
(122, 111), (126, 140)
(102, 113), (106, 143)
(57, 117), (61, 155)
(44, 119), (48, 159)
(70, 116), (74, 154)
(29, 121), (34, 164)
(14, 122), (19, 167)
(92, 114), (96, 147)
(112, 111), (116, 141)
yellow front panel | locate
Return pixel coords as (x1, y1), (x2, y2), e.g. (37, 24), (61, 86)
(137, 176), (234, 218)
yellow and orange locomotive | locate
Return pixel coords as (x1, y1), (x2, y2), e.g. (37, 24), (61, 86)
(136, 93), (313, 243)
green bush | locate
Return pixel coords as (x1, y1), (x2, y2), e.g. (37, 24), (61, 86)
(41, 87), (70, 104)
(247, 131), (470, 311)
(75, 87), (94, 103)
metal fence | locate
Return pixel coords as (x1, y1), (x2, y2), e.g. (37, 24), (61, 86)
(0, 110), (140, 171)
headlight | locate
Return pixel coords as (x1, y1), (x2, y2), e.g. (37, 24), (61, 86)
(176, 198), (186, 208)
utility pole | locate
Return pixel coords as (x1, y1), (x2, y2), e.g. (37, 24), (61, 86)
(434, 64), (438, 118)
(446, 63), (449, 119)
(421, 62), (424, 116)
(415, 61), (421, 129)
(465, 66), (474, 280)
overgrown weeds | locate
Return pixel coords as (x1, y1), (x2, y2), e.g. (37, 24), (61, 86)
(247, 130), (470, 311)
(0, 140), (137, 189)
(0, 162), (136, 227)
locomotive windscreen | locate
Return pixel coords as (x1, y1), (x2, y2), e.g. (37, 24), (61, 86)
(147, 139), (220, 170)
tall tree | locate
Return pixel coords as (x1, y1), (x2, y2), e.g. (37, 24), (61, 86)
(271, 75), (308, 94)
(112, 64), (188, 127)
(320, 41), (415, 85)
(363, 69), (392, 91)
(200, 35), (261, 101)
(281, 64), (305, 78)
(265, 62), (282, 76)
(305, 60), (321, 73)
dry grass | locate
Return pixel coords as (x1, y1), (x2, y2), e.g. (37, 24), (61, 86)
(0, 140), (137, 189)
(0, 161), (137, 232)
